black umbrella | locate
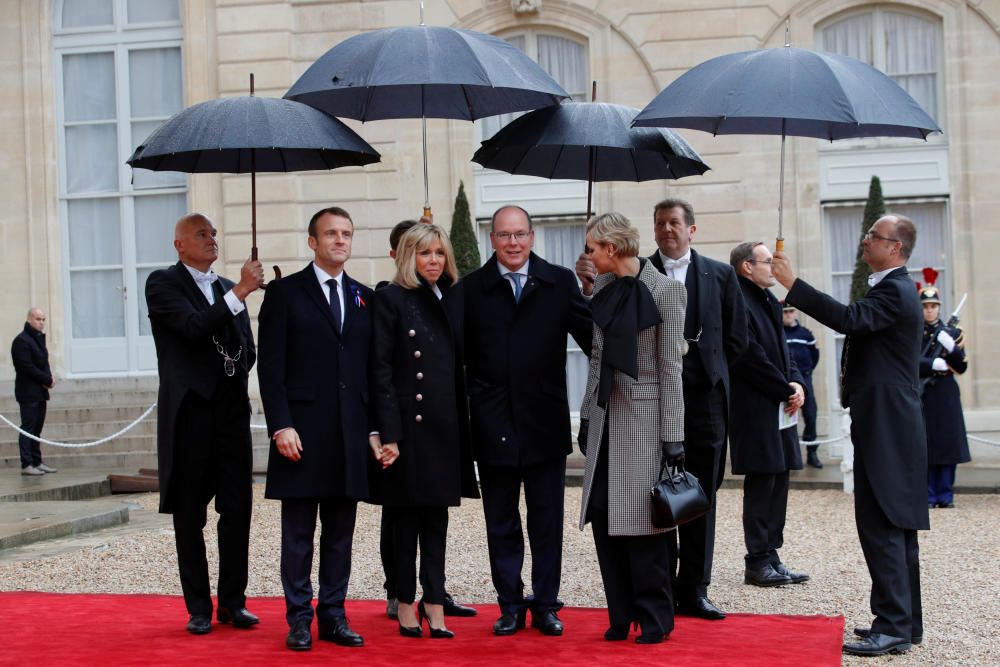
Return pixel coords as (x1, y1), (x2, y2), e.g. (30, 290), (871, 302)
(633, 37), (941, 249)
(128, 75), (380, 261)
(284, 13), (568, 219)
(473, 100), (710, 220)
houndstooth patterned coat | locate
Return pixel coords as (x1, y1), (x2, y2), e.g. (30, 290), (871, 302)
(578, 260), (686, 536)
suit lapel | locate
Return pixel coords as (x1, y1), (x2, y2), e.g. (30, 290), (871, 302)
(341, 273), (360, 338)
(174, 262), (211, 311)
(691, 250), (712, 329)
(301, 263), (342, 337)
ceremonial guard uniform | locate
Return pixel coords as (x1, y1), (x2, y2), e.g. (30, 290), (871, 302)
(917, 279), (970, 508)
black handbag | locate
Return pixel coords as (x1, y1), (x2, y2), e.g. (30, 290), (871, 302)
(650, 458), (710, 529)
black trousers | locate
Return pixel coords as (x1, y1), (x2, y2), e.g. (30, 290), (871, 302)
(479, 458), (566, 614)
(855, 458), (923, 640)
(380, 506), (433, 599)
(281, 497), (357, 626)
(392, 505), (449, 605)
(170, 384), (253, 617)
(671, 383), (727, 600)
(588, 425), (674, 635)
(742, 471), (790, 568)
(17, 400), (46, 468)
(801, 373), (817, 442)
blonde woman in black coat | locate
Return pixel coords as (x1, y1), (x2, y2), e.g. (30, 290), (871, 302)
(371, 224), (479, 639)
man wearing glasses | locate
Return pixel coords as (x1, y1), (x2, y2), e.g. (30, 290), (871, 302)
(464, 205), (593, 636)
(576, 198), (748, 621)
(773, 214), (928, 657)
(728, 241), (809, 589)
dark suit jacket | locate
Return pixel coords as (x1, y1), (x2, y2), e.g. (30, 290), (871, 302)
(371, 278), (478, 506)
(788, 267), (929, 530)
(145, 262), (255, 513)
(649, 248), (748, 402)
(258, 263), (374, 501)
(12, 323), (52, 403)
(463, 252), (592, 467)
(730, 276), (804, 475)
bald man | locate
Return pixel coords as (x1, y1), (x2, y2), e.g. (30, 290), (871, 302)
(145, 213), (264, 635)
(11, 307), (55, 475)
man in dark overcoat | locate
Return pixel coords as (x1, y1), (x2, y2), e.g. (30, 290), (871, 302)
(465, 205), (592, 636)
(580, 198), (748, 619)
(258, 207), (373, 651)
(11, 307), (56, 475)
(729, 242), (809, 588)
(145, 213), (264, 635)
(774, 214), (929, 657)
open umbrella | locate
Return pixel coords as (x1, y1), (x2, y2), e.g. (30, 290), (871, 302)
(633, 36), (941, 250)
(473, 99), (710, 220)
(128, 75), (381, 262)
(284, 7), (568, 219)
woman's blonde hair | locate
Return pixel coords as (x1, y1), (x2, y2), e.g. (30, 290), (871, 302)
(585, 211), (640, 258)
(393, 223), (459, 288)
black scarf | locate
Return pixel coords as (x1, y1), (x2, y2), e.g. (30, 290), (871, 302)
(591, 267), (662, 407)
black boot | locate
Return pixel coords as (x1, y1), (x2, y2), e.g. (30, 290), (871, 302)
(806, 445), (823, 469)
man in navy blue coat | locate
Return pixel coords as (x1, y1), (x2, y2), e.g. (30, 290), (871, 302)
(258, 207), (374, 651)
(11, 308), (55, 475)
(465, 205), (592, 636)
(774, 214), (928, 657)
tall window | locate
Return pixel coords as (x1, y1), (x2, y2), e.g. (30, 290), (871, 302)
(54, 0), (184, 371)
(819, 7), (941, 122)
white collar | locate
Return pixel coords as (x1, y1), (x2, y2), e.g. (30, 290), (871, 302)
(659, 249), (691, 268)
(867, 265), (902, 287)
(497, 258), (530, 278)
(183, 263), (217, 284)
(313, 263), (344, 286)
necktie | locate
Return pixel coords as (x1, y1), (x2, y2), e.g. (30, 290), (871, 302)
(508, 273), (523, 302)
(326, 278), (342, 333)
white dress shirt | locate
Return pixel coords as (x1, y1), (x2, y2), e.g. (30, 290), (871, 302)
(497, 258), (530, 297)
(658, 249), (691, 284)
(867, 265), (904, 288)
(313, 263), (345, 328)
(183, 264), (245, 315)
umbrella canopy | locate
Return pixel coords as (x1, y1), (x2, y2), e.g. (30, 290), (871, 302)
(284, 25), (569, 122)
(473, 102), (709, 182)
(632, 46), (941, 140)
(128, 95), (380, 172)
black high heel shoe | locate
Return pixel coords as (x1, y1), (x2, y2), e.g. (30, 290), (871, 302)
(398, 603), (423, 638)
(419, 601), (455, 639)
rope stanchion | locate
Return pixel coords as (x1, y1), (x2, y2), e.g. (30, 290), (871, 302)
(1, 402), (270, 448)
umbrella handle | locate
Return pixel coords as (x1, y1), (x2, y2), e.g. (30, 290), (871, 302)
(775, 238), (784, 253)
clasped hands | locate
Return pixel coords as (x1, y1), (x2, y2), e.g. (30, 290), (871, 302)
(368, 433), (399, 469)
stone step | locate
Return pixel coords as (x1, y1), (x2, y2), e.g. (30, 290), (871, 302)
(0, 434), (159, 457)
(0, 499), (130, 550)
(0, 391), (160, 411)
(34, 405), (159, 424)
(0, 444), (270, 472)
(0, 377), (159, 395)
(0, 469), (115, 502)
(0, 419), (159, 441)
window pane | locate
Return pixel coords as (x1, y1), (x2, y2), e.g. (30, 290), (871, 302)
(62, 0), (113, 28)
(63, 52), (116, 122)
(66, 123), (118, 193)
(135, 193), (186, 263)
(129, 48), (183, 118)
(537, 36), (587, 100)
(820, 13), (872, 63)
(71, 269), (125, 338)
(567, 350), (588, 412)
(542, 224), (586, 270)
(136, 267), (159, 335)
(131, 120), (186, 188)
(884, 12), (938, 120)
(68, 197), (122, 266)
(824, 206), (863, 272)
(127, 0), (180, 24)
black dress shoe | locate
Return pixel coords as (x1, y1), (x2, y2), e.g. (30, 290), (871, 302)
(530, 610), (564, 636)
(745, 563), (793, 587)
(854, 626), (922, 645)
(843, 633), (911, 656)
(443, 593), (477, 617)
(398, 622), (423, 638)
(493, 609), (527, 636)
(676, 596), (726, 620)
(635, 631), (665, 644)
(217, 607), (259, 628)
(318, 617), (364, 647)
(604, 625), (629, 641)
(428, 625), (455, 639)
(186, 614), (212, 635)
(937, 501), (955, 508)
(286, 621), (312, 651)
(772, 562), (810, 584)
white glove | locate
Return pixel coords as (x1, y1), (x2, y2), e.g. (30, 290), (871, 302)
(932, 358), (948, 372)
(937, 330), (956, 353)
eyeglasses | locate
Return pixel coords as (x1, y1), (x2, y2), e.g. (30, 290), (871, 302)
(493, 230), (531, 241)
(864, 230), (900, 244)
(746, 259), (773, 265)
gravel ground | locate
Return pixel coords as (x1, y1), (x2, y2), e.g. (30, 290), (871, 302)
(1, 485), (997, 665)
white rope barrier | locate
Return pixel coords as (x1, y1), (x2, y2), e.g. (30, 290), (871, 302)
(1, 403), (268, 448)
(967, 434), (1000, 448)
(801, 436), (848, 446)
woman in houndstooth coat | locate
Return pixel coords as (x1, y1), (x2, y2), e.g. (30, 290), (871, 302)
(577, 212), (686, 644)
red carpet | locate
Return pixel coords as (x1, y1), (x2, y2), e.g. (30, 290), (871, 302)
(0, 593), (842, 666)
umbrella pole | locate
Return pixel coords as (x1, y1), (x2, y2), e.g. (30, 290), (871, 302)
(250, 73), (258, 261)
(776, 124), (786, 253)
(422, 116), (431, 220)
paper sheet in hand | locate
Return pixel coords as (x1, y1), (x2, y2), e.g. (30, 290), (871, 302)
(779, 402), (799, 430)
